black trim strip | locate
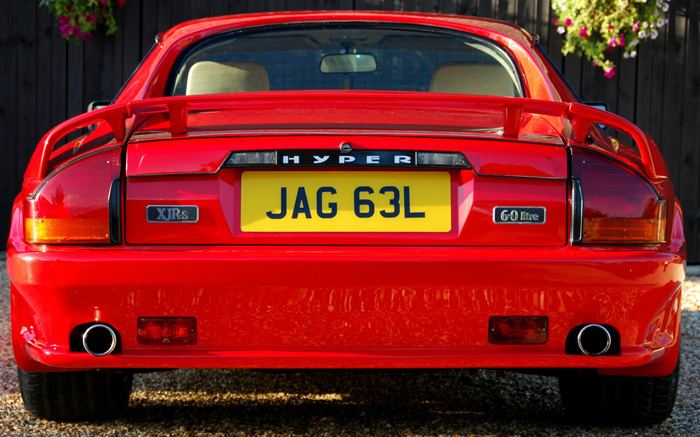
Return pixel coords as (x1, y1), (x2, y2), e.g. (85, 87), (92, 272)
(570, 178), (583, 243)
(475, 173), (566, 181)
(129, 132), (566, 148)
(222, 149), (471, 169)
(109, 179), (122, 244)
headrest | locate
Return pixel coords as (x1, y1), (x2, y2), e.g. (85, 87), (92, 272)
(429, 63), (517, 97)
(186, 61), (269, 95)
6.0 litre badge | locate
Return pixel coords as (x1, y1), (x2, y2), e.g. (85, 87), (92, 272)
(493, 207), (546, 224)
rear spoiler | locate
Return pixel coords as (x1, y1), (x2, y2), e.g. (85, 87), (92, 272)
(24, 93), (657, 186)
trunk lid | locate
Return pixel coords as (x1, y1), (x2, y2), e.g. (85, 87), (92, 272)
(124, 131), (569, 247)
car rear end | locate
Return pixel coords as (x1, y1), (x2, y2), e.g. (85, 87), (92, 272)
(6, 12), (685, 424)
(8, 94), (684, 374)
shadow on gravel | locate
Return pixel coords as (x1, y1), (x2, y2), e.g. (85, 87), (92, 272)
(123, 368), (566, 435)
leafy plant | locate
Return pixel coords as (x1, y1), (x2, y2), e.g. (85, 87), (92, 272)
(552, 0), (670, 78)
(40, 0), (126, 42)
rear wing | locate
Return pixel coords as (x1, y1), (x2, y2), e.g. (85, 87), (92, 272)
(24, 93), (658, 186)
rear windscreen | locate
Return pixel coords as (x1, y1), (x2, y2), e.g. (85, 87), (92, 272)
(169, 25), (523, 97)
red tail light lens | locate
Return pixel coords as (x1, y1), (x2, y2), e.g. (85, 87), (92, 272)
(573, 150), (667, 244)
(24, 148), (121, 244)
(489, 316), (548, 345)
(138, 317), (197, 345)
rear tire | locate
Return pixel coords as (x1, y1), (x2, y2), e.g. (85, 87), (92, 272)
(18, 367), (133, 421)
(558, 358), (680, 425)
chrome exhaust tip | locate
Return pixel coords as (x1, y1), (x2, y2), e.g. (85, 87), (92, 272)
(82, 324), (118, 357)
(577, 324), (612, 356)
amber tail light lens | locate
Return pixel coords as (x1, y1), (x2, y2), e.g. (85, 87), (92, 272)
(572, 150), (667, 245)
(582, 201), (667, 243)
(24, 148), (121, 244)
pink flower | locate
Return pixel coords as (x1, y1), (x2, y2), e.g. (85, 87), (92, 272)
(82, 32), (93, 41)
(552, 19), (558, 25)
(85, 13), (96, 24)
(58, 15), (70, 26)
(565, 18), (573, 26)
(579, 26), (588, 37)
(604, 66), (616, 79)
(619, 33), (626, 47)
(117, 0), (126, 7)
(633, 21), (640, 32)
(98, 0), (106, 4)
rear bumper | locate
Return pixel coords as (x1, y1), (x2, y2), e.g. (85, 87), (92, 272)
(8, 245), (684, 376)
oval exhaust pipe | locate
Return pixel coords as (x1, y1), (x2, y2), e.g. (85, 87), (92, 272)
(577, 324), (612, 356)
(82, 324), (118, 357)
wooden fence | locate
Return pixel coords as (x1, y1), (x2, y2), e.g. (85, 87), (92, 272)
(1, 0), (698, 261)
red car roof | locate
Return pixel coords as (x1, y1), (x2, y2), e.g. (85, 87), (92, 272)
(160, 11), (536, 47)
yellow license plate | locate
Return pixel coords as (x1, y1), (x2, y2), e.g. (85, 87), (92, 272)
(241, 171), (451, 232)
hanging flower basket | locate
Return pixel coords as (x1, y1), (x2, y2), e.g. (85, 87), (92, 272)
(552, 0), (670, 78)
(40, 0), (126, 42)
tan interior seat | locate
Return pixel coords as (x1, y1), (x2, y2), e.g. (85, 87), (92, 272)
(429, 63), (517, 97)
(185, 61), (269, 95)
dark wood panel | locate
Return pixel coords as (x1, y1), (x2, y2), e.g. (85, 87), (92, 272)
(686, 214), (700, 264)
(680, 0), (700, 215)
(617, 57), (637, 123)
(478, 0), (492, 17)
(647, 36), (667, 169)
(496, 0), (509, 21)
(157, 0), (173, 34)
(36, 7), (53, 149)
(564, 54), (583, 98)
(456, 0), (479, 16)
(516, 0), (536, 32)
(122, 0), (143, 77)
(0, 0), (19, 239)
(662, 0), (688, 205)
(16, 0), (38, 174)
(422, 0), (438, 13)
(439, 0), (457, 14)
(0, 0), (18, 192)
(141, 0), (159, 55)
(535, 0), (552, 55)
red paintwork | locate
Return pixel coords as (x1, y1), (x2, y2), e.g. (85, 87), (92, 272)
(7, 12), (685, 378)
(29, 93), (660, 183)
(124, 134), (568, 246)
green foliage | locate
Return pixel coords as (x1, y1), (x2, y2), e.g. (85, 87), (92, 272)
(40, 0), (125, 43)
(552, 0), (670, 78)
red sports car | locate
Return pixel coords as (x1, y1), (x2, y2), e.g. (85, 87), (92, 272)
(6, 11), (685, 424)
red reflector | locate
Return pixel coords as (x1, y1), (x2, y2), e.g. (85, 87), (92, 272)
(489, 316), (548, 345)
(138, 317), (196, 345)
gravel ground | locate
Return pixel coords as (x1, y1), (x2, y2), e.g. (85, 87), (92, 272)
(1, 253), (698, 436)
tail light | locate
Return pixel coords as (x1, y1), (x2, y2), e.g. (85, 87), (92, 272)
(572, 149), (666, 244)
(488, 316), (548, 345)
(24, 147), (121, 244)
(138, 317), (197, 345)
